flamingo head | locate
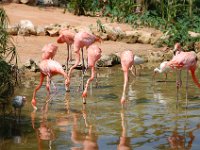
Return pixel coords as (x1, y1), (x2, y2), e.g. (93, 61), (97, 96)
(82, 91), (87, 98)
(57, 34), (65, 43)
(31, 98), (37, 110)
(173, 43), (181, 55)
(65, 79), (70, 92)
(120, 97), (126, 104)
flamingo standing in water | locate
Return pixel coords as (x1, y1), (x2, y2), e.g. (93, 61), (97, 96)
(82, 44), (102, 104)
(31, 59), (69, 110)
(57, 29), (76, 70)
(166, 50), (200, 107)
(120, 50), (134, 104)
(41, 43), (58, 60)
(153, 61), (172, 81)
(66, 31), (101, 91)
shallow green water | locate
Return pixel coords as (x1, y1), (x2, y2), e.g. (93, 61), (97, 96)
(0, 65), (200, 150)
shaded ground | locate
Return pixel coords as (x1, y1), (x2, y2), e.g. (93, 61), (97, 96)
(2, 3), (163, 67)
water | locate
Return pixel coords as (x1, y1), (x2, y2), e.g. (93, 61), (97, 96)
(0, 65), (200, 150)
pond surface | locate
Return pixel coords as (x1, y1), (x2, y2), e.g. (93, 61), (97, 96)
(0, 65), (200, 150)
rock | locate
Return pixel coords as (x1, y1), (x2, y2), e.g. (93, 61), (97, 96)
(60, 22), (70, 30)
(7, 24), (19, 35)
(188, 31), (200, 38)
(24, 59), (35, 68)
(137, 31), (152, 44)
(23, 59), (39, 72)
(46, 28), (59, 37)
(147, 50), (164, 62)
(122, 30), (139, 43)
(103, 24), (119, 41)
(97, 54), (120, 67)
(20, 0), (29, 4)
(163, 50), (173, 61)
(30, 63), (39, 72)
(37, 0), (58, 5)
(194, 42), (200, 53)
(35, 26), (46, 36)
(18, 20), (36, 36)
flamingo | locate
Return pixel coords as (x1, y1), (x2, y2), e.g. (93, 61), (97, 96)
(57, 29), (76, 70)
(31, 59), (69, 110)
(166, 50), (200, 107)
(41, 43), (58, 60)
(66, 31), (101, 91)
(120, 50), (134, 104)
(82, 44), (102, 104)
(153, 61), (172, 81)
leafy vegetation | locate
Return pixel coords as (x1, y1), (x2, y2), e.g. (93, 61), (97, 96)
(63, 0), (200, 48)
(0, 8), (19, 102)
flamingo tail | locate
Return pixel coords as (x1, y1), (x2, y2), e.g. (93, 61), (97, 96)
(190, 69), (200, 89)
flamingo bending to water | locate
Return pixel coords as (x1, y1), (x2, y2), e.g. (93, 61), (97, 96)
(120, 50), (134, 104)
(82, 44), (102, 104)
(31, 59), (69, 110)
(66, 31), (101, 91)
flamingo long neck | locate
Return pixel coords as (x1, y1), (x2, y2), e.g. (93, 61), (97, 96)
(68, 52), (80, 79)
(121, 71), (128, 101)
(190, 68), (200, 88)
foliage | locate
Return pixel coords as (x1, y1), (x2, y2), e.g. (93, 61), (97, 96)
(0, 8), (19, 101)
(62, 0), (200, 48)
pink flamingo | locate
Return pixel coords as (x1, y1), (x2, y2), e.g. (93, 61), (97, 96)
(82, 44), (102, 104)
(66, 31), (101, 91)
(41, 43), (58, 60)
(166, 50), (200, 107)
(31, 59), (69, 110)
(120, 50), (134, 104)
(57, 29), (76, 70)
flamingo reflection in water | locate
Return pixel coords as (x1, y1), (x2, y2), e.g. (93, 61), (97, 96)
(168, 110), (200, 150)
(117, 108), (131, 150)
(70, 105), (98, 150)
(31, 99), (55, 150)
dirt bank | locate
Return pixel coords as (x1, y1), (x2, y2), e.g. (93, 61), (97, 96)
(2, 3), (163, 67)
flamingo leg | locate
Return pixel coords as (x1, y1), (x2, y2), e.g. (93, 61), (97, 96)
(81, 48), (85, 90)
(176, 70), (180, 107)
(32, 73), (45, 110)
(66, 44), (70, 72)
(69, 45), (72, 61)
(186, 70), (189, 109)
(46, 76), (51, 94)
(95, 68), (99, 88)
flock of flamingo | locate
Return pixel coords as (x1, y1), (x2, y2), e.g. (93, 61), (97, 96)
(30, 29), (200, 110)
